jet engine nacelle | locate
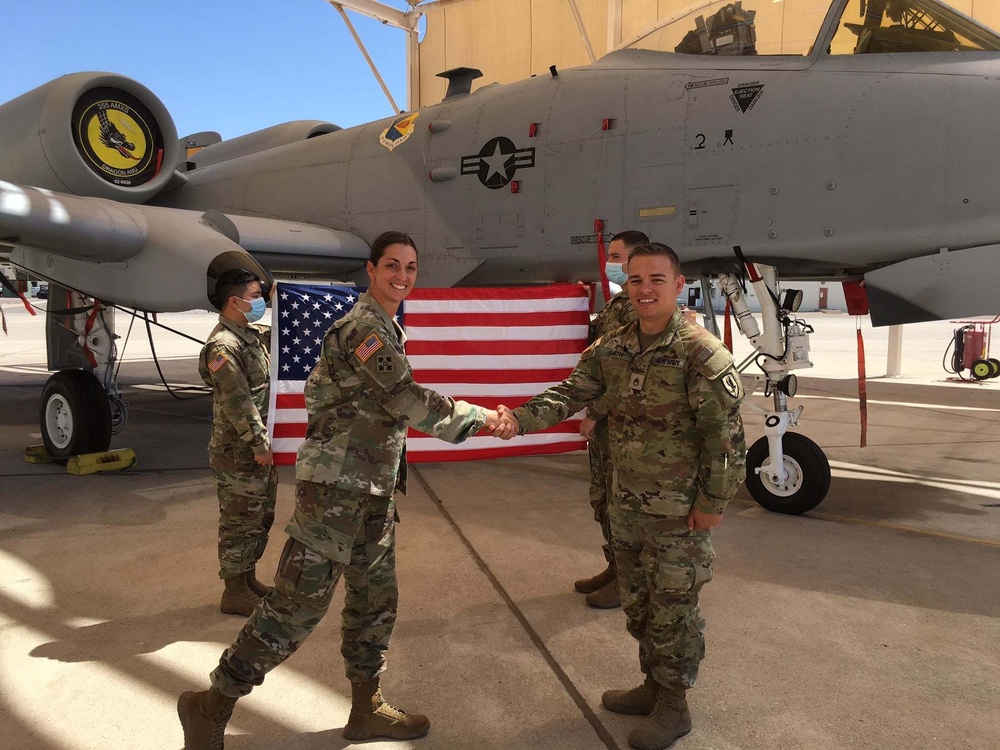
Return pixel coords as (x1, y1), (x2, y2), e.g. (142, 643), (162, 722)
(188, 120), (342, 170)
(0, 72), (179, 204)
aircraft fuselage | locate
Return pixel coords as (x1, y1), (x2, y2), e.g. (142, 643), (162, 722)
(157, 49), (1000, 288)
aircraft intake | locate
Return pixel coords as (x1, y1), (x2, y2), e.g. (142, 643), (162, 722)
(0, 72), (179, 204)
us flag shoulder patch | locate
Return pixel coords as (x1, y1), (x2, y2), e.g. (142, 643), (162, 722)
(208, 352), (229, 372)
(354, 333), (384, 363)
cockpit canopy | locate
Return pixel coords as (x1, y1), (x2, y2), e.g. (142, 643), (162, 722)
(624, 0), (1000, 57)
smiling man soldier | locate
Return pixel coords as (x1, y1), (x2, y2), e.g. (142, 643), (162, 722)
(493, 242), (746, 750)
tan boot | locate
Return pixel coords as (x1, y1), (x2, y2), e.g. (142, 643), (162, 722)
(574, 563), (616, 594)
(177, 687), (238, 750)
(627, 686), (692, 750)
(220, 575), (259, 617)
(585, 577), (621, 609)
(245, 566), (272, 598)
(342, 678), (430, 741)
(602, 675), (658, 715)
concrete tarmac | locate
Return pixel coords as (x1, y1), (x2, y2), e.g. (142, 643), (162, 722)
(0, 302), (998, 750)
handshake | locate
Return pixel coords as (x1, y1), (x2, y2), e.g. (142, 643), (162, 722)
(483, 405), (520, 440)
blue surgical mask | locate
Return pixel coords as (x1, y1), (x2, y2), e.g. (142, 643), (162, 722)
(604, 262), (628, 286)
(241, 297), (267, 323)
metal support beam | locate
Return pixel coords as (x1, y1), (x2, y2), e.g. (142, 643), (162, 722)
(406, 26), (421, 111)
(567, 0), (597, 63)
(326, 0), (417, 30)
(607, 0), (622, 52)
(333, 3), (402, 114)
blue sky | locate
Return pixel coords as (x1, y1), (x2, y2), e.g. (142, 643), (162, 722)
(0, 0), (411, 139)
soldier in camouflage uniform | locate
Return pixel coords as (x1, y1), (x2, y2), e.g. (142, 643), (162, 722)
(178, 232), (502, 750)
(575, 230), (647, 609)
(199, 269), (277, 618)
(496, 244), (746, 750)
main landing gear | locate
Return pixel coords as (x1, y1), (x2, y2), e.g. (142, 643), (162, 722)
(704, 262), (832, 514)
(39, 287), (126, 460)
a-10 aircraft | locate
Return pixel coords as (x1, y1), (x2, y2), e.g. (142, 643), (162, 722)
(1, 0), (998, 514)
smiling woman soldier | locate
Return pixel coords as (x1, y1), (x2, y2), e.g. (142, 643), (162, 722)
(178, 231), (502, 750)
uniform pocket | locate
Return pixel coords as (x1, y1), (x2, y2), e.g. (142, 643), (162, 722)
(274, 538), (337, 604)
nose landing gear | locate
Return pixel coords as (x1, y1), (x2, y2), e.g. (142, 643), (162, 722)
(713, 260), (832, 514)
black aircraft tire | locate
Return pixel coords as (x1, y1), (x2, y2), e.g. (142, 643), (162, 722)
(39, 370), (112, 459)
(988, 358), (1000, 379)
(745, 432), (831, 515)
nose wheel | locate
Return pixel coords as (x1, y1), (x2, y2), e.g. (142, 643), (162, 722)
(744, 432), (831, 515)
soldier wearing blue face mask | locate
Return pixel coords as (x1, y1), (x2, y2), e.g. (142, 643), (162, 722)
(577, 230), (649, 608)
(199, 269), (278, 617)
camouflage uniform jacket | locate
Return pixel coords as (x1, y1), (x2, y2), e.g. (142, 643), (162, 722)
(586, 292), (637, 422)
(513, 309), (746, 517)
(199, 316), (272, 464)
(295, 292), (487, 496)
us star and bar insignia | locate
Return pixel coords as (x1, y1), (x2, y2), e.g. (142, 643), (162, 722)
(461, 136), (536, 189)
(354, 333), (384, 363)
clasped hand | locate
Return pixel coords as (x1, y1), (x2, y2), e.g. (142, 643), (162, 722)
(483, 405), (520, 440)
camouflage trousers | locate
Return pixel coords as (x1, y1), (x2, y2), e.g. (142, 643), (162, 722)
(587, 418), (614, 563)
(212, 462), (278, 579)
(211, 481), (398, 697)
(608, 502), (715, 690)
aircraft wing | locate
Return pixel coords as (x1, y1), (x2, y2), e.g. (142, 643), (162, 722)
(0, 182), (369, 312)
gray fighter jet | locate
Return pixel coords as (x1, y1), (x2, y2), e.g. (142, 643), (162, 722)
(1, 0), (997, 514)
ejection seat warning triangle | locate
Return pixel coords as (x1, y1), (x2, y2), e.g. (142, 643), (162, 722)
(730, 82), (764, 113)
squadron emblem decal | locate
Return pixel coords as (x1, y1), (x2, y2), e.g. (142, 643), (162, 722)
(379, 112), (420, 152)
(461, 136), (536, 189)
(72, 87), (163, 186)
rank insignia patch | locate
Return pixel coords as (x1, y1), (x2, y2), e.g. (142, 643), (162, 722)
(380, 112), (420, 152)
(355, 333), (384, 363)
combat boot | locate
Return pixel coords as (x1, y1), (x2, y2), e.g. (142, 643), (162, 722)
(220, 574), (259, 617)
(602, 675), (658, 715)
(245, 566), (272, 597)
(574, 563), (616, 594)
(628, 686), (692, 750)
(342, 678), (430, 741)
(585, 578), (621, 609)
(177, 687), (238, 750)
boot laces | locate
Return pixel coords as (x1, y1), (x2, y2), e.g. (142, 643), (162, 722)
(373, 690), (408, 720)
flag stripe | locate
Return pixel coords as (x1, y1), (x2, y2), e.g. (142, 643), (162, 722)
(406, 339), (587, 355)
(407, 285), (589, 301)
(404, 311), (586, 327)
(407, 353), (583, 369)
(409, 368), (575, 384)
(405, 324), (587, 341)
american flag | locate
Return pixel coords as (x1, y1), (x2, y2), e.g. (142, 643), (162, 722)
(267, 282), (590, 465)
